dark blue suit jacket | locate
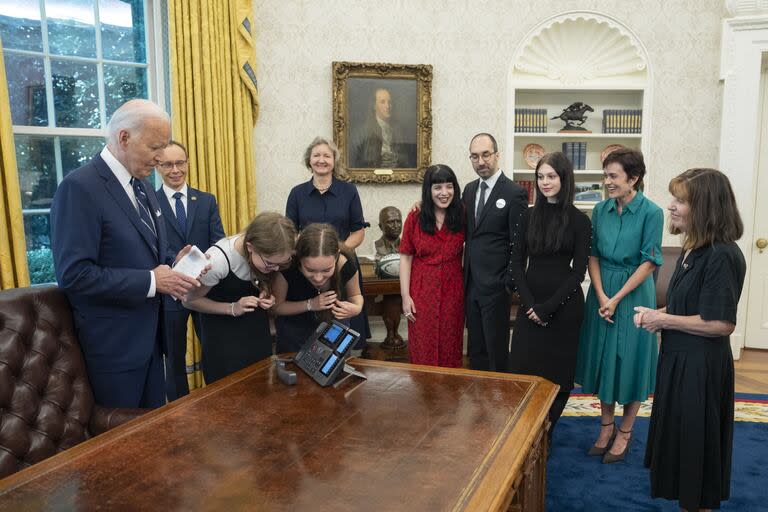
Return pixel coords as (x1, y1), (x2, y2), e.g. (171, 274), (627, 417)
(50, 154), (173, 373)
(156, 186), (225, 311)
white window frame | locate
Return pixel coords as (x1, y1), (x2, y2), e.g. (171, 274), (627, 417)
(2, 0), (166, 271)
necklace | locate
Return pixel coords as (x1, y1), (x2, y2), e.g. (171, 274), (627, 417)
(313, 178), (331, 192)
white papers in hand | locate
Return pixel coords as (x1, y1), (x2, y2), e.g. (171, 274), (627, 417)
(174, 246), (207, 279)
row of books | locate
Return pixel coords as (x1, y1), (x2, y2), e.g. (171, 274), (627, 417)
(514, 108), (548, 133)
(513, 180), (535, 204)
(602, 109), (642, 133)
(562, 142), (587, 170)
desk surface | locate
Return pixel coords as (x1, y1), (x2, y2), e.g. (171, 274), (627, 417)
(0, 359), (557, 511)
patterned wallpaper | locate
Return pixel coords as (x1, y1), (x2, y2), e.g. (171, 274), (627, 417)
(252, 1), (727, 253)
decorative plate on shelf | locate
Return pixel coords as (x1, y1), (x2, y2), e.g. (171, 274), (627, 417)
(523, 143), (546, 169)
(600, 144), (625, 165)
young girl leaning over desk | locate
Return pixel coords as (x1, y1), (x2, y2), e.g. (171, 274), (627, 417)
(272, 223), (364, 354)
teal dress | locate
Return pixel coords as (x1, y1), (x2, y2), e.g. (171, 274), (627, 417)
(574, 191), (663, 404)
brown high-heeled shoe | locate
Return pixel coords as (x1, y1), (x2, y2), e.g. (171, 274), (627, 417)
(587, 422), (616, 456)
(602, 427), (632, 464)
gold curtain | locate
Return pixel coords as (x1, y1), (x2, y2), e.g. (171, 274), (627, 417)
(0, 38), (30, 290)
(168, 0), (259, 390)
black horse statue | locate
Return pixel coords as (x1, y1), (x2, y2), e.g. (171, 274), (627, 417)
(551, 102), (594, 132)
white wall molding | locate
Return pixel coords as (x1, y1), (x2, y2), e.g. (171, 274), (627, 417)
(727, 0), (768, 18)
(719, 14), (768, 358)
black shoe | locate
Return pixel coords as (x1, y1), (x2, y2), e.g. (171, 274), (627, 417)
(587, 422), (615, 456)
(602, 427), (632, 464)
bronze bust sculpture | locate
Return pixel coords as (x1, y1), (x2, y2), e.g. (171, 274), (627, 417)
(372, 206), (406, 349)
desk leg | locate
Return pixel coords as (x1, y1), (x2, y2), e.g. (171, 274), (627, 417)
(380, 295), (406, 350)
(508, 418), (549, 512)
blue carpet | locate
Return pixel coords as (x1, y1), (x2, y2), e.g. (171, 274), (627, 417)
(547, 416), (768, 510)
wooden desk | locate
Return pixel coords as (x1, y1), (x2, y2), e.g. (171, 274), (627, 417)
(0, 359), (557, 511)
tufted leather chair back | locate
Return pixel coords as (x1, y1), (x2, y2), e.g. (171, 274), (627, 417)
(0, 285), (97, 478)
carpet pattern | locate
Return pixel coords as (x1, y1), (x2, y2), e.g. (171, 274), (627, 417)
(547, 392), (768, 511)
(563, 392), (768, 423)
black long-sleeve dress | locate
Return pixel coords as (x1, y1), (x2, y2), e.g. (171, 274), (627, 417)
(645, 243), (746, 511)
(506, 204), (592, 391)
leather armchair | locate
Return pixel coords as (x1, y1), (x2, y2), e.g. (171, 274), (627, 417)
(0, 286), (146, 479)
(655, 246), (681, 309)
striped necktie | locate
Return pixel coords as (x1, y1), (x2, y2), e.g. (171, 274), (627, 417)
(131, 177), (158, 241)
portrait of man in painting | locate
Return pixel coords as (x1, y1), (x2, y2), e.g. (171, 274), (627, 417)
(347, 77), (418, 170)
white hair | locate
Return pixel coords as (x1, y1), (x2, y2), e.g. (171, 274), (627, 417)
(106, 99), (170, 142)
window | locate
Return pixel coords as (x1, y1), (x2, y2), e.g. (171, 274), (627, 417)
(0, 0), (162, 284)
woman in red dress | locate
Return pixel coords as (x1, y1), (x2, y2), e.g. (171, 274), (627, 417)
(399, 164), (465, 367)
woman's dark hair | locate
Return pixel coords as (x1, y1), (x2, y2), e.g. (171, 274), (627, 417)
(419, 164), (463, 235)
(668, 168), (743, 250)
(527, 152), (575, 254)
(294, 223), (355, 323)
(241, 212), (297, 294)
(602, 147), (646, 191)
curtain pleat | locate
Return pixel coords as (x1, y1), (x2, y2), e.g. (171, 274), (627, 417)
(168, 0), (259, 390)
(0, 38), (30, 290)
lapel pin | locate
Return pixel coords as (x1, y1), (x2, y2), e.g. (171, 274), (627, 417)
(191, 196), (197, 201)
(496, 198), (506, 208)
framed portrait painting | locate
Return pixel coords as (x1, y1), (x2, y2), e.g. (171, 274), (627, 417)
(332, 61), (432, 183)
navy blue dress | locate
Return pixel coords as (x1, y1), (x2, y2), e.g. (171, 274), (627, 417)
(285, 177), (371, 344)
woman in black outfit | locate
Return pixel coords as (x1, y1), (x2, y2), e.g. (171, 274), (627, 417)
(635, 168), (746, 512)
(505, 152), (592, 439)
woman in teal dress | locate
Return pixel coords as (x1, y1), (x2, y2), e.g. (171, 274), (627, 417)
(574, 148), (663, 464)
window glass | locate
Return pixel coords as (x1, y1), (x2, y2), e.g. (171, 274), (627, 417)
(100, 0), (146, 63)
(3, 53), (47, 126)
(0, 0), (153, 284)
(104, 64), (147, 118)
(0, 1), (43, 52)
(45, 0), (97, 58)
(14, 135), (56, 210)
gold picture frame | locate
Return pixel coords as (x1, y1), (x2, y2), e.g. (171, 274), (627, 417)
(332, 61), (433, 183)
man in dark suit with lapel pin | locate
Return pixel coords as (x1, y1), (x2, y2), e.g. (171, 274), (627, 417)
(463, 133), (528, 372)
(155, 140), (225, 400)
(50, 99), (202, 408)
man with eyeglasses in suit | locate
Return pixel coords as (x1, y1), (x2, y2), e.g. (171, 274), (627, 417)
(463, 133), (528, 372)
(155, 141), (225, 400)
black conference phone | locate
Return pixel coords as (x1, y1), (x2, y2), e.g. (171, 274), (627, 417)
(294, 321), (360, 386)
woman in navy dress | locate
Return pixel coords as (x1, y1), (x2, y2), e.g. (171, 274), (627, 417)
(285, 137), (370, 347)
(273, 223), (364, 352)
(635, 169), (746, 512)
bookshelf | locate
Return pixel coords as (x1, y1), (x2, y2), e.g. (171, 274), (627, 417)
(506, 12), (651, 213)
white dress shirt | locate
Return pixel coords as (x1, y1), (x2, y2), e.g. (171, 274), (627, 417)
(475, 168), (503, 213)
(162, 183), (189, 219)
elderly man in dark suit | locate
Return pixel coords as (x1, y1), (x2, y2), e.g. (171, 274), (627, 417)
(50, 99), (201, 408)
(462, 133), (528, 372)
(155, 140), (225, 400)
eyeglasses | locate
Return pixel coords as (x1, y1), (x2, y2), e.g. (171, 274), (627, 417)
(468, 151), (497, 163)
(257, 253), (292, 270)
(157, 160), (188, 171)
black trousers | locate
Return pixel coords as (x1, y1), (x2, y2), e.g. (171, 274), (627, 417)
(466, 285), (511, 372)
(163, 308), (201, 401)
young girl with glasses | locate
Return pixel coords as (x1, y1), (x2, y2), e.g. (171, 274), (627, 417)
(184, 211), (296, 383)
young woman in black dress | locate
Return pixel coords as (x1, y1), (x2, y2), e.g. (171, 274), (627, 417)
(273, 223), (364, 353)
(505, 151), (592, 440)
(184, 212), (297, 383)
(635, 169), (746, 512)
